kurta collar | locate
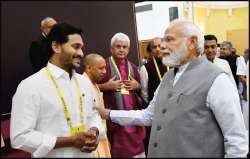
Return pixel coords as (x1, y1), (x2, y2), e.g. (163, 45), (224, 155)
(176, 62), (189, 75)
(47, 62), (76, 79)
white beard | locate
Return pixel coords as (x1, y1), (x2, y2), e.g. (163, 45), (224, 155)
(162, 43), (188, 67)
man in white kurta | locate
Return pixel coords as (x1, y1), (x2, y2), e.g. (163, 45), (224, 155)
(10, 23), (104, 157)
(245, 60), (249, 130)
(204, 35), (236, 86)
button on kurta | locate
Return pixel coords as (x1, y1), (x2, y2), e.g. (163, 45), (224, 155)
(168, 93), (172, 98)
(162, 108), (167, 114)
(153, 142), (158, 147)
(157, 125), (161, 131)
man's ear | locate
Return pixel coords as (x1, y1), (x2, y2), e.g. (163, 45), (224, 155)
(51, 41), (61, 54)
(188, 36), (198, 50)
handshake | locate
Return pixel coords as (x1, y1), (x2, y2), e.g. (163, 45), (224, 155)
(70, 127), (99, 153)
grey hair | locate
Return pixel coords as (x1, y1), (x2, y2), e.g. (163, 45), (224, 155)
(110, 32), (130, 47)
(220, 41), (233, 49)
(41, 17), (57, 27)
(149, 37), (163, 49)
(167, 19), (204, 55)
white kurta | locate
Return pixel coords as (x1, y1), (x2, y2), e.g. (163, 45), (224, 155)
(139, 65), (149, 103)
(10, 62), (104, 158)
(213, 57), (236, 86)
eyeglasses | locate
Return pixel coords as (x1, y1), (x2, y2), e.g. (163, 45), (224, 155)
(204, 45), (217, 49)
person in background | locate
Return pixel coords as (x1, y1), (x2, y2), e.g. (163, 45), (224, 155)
(204, 35), (235, 86)
(94, 19), (249, 158)
(243, 48), (249, 63)
(232, 47), (237, 55)
(82, 53), (111, 158)
(243, 60), (249, 130)
(139, 37), (168, 154)
(29, 17), (57, 72)
(237, 53), (248, 109)
(220, 41), (249, 112)
(98, 32), (146, 158)
(219, 41), (241, 87)
(141, 43), (152, 65)
(216, 43), (220, 57)
(140, 37), (168, 103)
(11, 23), (103, 157)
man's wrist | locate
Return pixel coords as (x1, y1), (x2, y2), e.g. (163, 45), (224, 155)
(89, 127), (99, 137)
(108, 110), (111, 120)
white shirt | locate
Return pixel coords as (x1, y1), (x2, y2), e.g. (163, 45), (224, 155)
(247, 60), (249, 102)
(236, 56), (247, 76)
(139, 65), (149, 103)
(213, 57), (236, 86)
(140, 64), (168, 103)
(10, 62), (104, 158)
(110, 61), (249, 157)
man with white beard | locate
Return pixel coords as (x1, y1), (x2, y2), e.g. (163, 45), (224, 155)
(94, 20), (249, 158)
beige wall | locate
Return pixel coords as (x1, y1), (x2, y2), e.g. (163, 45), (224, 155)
(194, 7), (249, 55)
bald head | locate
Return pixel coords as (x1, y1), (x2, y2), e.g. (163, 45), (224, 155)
(83, 53), (106, 83)
(41, 17), (57, 35)
(83, 53), (104, 67)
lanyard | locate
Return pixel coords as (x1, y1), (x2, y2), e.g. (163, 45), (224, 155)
(153, 57), (163, 81)
(111, 56), (131, 80)
(45, 66), (85, 129)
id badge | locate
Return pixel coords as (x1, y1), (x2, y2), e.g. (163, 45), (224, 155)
(70, 124), (86, 136)
(121, 87), (129, 95)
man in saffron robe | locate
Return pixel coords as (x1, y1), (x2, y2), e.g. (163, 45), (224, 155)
(82, 53), (111, 158)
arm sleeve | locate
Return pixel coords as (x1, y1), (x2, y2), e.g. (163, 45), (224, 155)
(110, 85), (161, 126)
(207, 73), (249, 158)
(236, 56), (247, 76)
(85, 89), (106, 139)
(224, 60), (238, 88)
(139, 65), (149, 103)
(10, 81), (57, 157)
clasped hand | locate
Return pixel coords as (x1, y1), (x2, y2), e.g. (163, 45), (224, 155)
(72, 128), (99, 153)
(107, 76), (140, 91)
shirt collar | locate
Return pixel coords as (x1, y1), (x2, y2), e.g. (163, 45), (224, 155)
(176, 62), (189, 74)
(42, 32), (47, 38)
(83, 72), (91, 80)
(176, 55), (203, 74)
(47, 62), (77, 79)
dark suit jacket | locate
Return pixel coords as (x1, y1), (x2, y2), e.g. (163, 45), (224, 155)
(29, 34), (49, 72)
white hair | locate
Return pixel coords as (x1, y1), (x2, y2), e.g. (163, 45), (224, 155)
(167, 19), (204, 55)
(41, 17), (57, 27)
(110, 32), (130, 47)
